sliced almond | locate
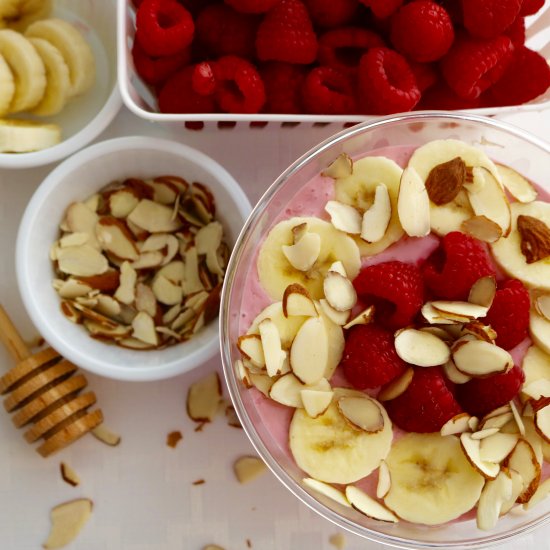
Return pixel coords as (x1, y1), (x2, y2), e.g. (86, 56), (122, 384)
(397, 166), (430, 237)
(290, 317), (329, 385)
(91, 424), (121, 446)
(60, 300), (82, 324)
(378, 367), (414, 401)
(108, 188), (140, 218)
(128, 199), (182, 233)
(300, 389), (333, 418)
(117, 337), (156, 350)
(337, 396), (384, 433)
(510, 400), (525, 436)
(522, 379), (550, 400)
(479, 432), (518, 463)
(160, 235), (179, 266)
(60, 463), (80, 487)
(140, 233), (169, 252)
(249, 372), (274, 397)
(59, 232), (89, 248)
(420, 302), (457, 325)
(302, 477), (350, 508)
(282, 231), (321, 272)
(150, 178), (178, 204)
(469, 276), (497, 308)
(235, 359), (252, 389)
(524, 477), (550, 510)
(95, 217), (139, 261)
(318, 299), (349, 326)
(43, 498), (93, 549)
(84, 320), (131, 340)
(535, 294), (550, 322)
(135, 283), (157, 317)
(503, 439), (541, 503)
(65, 202), (99, 248)
(325, 200), (362, 235)
(269, 374), (330, 408)
(480, 412), (514, 431)
(345, 486), (398, 523)
(471, 428), (500, 440)
(258, 319), (285, 377)
(84, 193), (100, 213)
(343, 306), (375, 330)
(328, 261), (347, 277)
(462, 215), (503, 243)
(376, 461), (391, 499)
(503, 470), (525, 515)
(131, 312), (158, 346)
(157, 261), (185, 283)
(113, 261), (137, 305)
(361, 184), (391, 243)
(77, 270), (120, 292)
(152, 275), (183, 306)
(234, 456), (267, 484)
(394, 328), (450, 367)
(460, 432), (500, 479)
(186, 372), (222, 423)
(56, 279), (93, 299)
(322, 153), (353, 179)
(183, 247), (204, 294)
(461, 320), (497, 343)
(195, 221), (223, 255)
(425, 157), (466, 205)
(57, 246), (108, 277)
(534, 403), (550, 443)
(291, 222), (308, 244)
(476, 470), (513, 530)
(431, 300), (488, 321)
(323, 271), (357, 312)
(440, 412), (472, 436)
(95, 295), (121, 318)
(497, 164), (537, 204)
(282, 284), (317, 317)
(452, 340), (512, 377)
(237, 334), (265, 368)
(469, 416), (480, 431)
(131, 251), (164, 270)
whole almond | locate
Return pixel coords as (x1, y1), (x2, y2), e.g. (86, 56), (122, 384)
(517, 215), (550, 264)
(425, 157), (467, 206)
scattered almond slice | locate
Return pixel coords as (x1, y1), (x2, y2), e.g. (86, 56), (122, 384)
(60, 463), (80, 487)
(290, 317), (329, 385)
(452, 340), (513, 377)
(462, 216), (503, 243)
(323, 271), (357, 312)
(282, 284), (317, 317)
(503, 439), (541, 503)
(394, 328), (450, 367)
(186, 372), (222, 423)
(43, 499), (93, 549)
(166, 430), (183, 448)
(258, 319), (285, 377)
(431, 300), (488, 321)
(376, 461), (391, 499)
(497, 164), (537, 204)
(476, 470), (513, 531)
(468, 276), (497, 308)
(300, 389), (333, 418)
(282, 231), (321, 271)
(361, 184), (392, 243)
(318, 299), (350, 326)
(328, 533), (346, 550)
(460, 433), (500, 479)
(325, 200), (362, 235)
(378, 367), (414, 401)
(345, 486), (399, 523)
(91, 425), (121, 446)
(303, 477), (351, 508)
(322, 153), (353, 179)
(337, 396), (384, 433)
(397, 166), (430, 237)
(234, 456), (267, 484)
(440, 413), (472, 436)
(249, 372), (275, 397)
(479, 433), (518, 463)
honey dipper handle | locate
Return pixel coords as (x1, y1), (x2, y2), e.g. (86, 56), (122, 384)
(0, 305), (31, 364)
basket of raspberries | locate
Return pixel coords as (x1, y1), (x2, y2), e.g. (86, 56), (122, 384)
(123, 0), (550, 120)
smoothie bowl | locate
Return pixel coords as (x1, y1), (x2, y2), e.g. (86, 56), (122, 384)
(220, 113), (550, 548)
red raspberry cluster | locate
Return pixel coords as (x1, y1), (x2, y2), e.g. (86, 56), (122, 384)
(131, 0), (549, 115)
(342, 232), (531, 433)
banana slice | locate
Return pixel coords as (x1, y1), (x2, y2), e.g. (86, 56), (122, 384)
(27, 37), (70, 116)
(4, 0), (52, 31)
(0, 53), (14, 115)
(384, 433), (485, 525)
(0, 29), (45, 113)
(289, 388), (392, 484)
(429, 189), (474, 237)
(333, 156), (404, 256)
(26, 18), (95, 97)
(257, 217), (360, 301)
(0, 118), (60, 152)
(0, 0), (18, 21)
(492, 201), (550, 290)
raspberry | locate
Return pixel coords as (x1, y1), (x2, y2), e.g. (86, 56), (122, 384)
(131, 40), (190, 85)
(256, 0), (318, 64)
(136, 0), (194, 57)
(179, 0), (216, 16)
(385, 367), (463, 433)
(408, 61), (438, 93)
(303, 0), (358, 28)
(483, 279), (530, 350)
(416, 81), (481, 109)
(353, 261), (424, 330)
(261, 62), (306, 113)
(192, 61), (217, 96)
(360, 0), (403, 19)
(422, 232), (496, 301)
(302, 66), (357, 114)
(358, 47), (421, 115)
(225, 0), (279, 14)
(195, 4), (259, 58)
(505, 16), (526, 48)
(440, 34), (514, 100)
(455, 365), (525, 417)
(462, 0), (522, 39)
(341, 324), (408, 390)
(158, 66), (217, 113)
(483, 47), (550, 107)
(520, 0), (545, 16)
(318, 27), (385, 75)
(390, 1), (454, 62)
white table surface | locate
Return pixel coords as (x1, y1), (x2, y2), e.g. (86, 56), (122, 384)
(2, 107), (550, 550)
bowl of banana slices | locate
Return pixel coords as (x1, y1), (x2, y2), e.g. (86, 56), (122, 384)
(221, 112), (550, 548)
(0, 0), (120, 169)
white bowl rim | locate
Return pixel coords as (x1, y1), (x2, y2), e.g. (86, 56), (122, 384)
(17, 135), (251, 381)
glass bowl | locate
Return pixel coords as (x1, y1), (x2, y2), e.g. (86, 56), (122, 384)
(220, 112), (550, 549)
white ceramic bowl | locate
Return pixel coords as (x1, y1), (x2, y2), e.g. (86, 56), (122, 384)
(17, 136), (251, 381)
(0, 0), (121, 169)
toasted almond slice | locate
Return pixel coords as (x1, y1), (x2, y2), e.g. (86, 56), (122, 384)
(497, 164), (537, 204)
(480, 412), (515, 431)
(152, 275), (183, 306)
(237, 335), (265, 368)
(468, 276), (497, 309)
(452, 340), (513, 377)
(131, 312), (158, 346)
(460, 433), (500, 479)
(345, 486), (399, 523)
(283, 284), (317, 317)
(95, 217), (139, 261)
(186, 372), (222, 423)
(43, 499), (93, 549)
(338, 396), (384, 433)
(476, 470), (513, 530)
(300, 389), (333, 418)
(290, 317), (329, 385)
(462, 216), (503, 243)
(510, 400), (526, 436)
(282, 232), (321, 272)
(524, 477), (550, 510)
(376, 461), (391, 499)
(127, 199), (182, 233)
(397, 166), (430, 237)
(479, 432), (518, 463)
(534, 403), (550, 443)
(91, 424), (121, 446)
(250, 372), (274, 397)
(57, 246), (108, 277)
(535, 294), (550, 322)
(323, 272), (357, 312)
(318, 299), (349, 326)
(440, 412), (472, 436)
(60, 301), (82, 324)
(394, 328), (450, 367)
(113, 261), (137, 305)
(431, 300), (488, 321)
(361, 184), (392, 243)
(56, 279), (93, 299)
(325, 200), (362, 235)
(442, 359), (472, 384)
(258, 319), (285, 377)
(109, 188), (139, 218)
(503, 439), (541, 503)
(322, 153), (353, 179)
(420, 302), (457, 325)
(471, 428), (500, 440)
(234, 456), (266, 484)
(60, 463), (80, 487)
(303, 477), (350, 508)
(378, 367), (414, 401)
(59, 232), (89, 248)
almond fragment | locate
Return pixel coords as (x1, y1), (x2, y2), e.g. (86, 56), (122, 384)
(471, 428), (500, 440)
(535, 294), (550, 322)
(234, 456), (267, 484)
(128, 199), (182, 233)
(152, 275), (183, 306)
(186, 372), (222, 423)
(322, 153), (353, 179)
(517, 215), (550, 264)
(345, 486), (399, 523)
(361, 183), (391, 243)
(131, 312), (158, 346)
(394, 328), (450, 367)
(290, 317), (329, 385)
(480, 412), (514, 431)
(166, 430), (183, 448)
(440, 412), (472, 436)
(236, 359), (252, 389)
(397, 166), (430, 237)
(524, 477), (550, 510)
(59, 232), (89, 248)
(65, 202), (100, 248)
(462, 320), (497, 343)
(431, 300), (488, 321)
(60, 463), (80, 487)
(325, 200), (362, 234)
(420, 302), (457, 325)
(56, 279), (93, 299)
(377, 367), (414, 401)
(503, 439), (541, 503)
(497, 164), (537, 204)
(460, 433), (500, 479)
(376, 461), (391, 499)
(109, 188), (139, 218)
(282, 231), (321, 271)
(249, 372), (274, 397)
(43, 499), (93, 549)
(258, 319), (285, 377)
(442, 359), (472, 384)
(237, 335), (265, 368)
(479, 433), (518, 463)
(318, 299), (349, 326)
(60, 301), (82, 324)
(337, 396), (384, 433)
(425, 157), (466, 205)
(534, 402), (550, 443)
(300, 389), (333, 418)
(95, 217), (139, 261)
(91, 424), (121, 446)
(303, 477), (350, 508)
(323, 271), (357, 312)
(343, 306), (375, 330)
(476, 470), (513, 530)
(452, 340), (513, 377)
(522, 379), (550, 400)
(57, 246), (108, 277)
(462, 216), (503, 243)
(114, 261), (137, 305)
(269, 374), (330, 408)
(135, 283), (157, 317)
(282, 284), (317, 317)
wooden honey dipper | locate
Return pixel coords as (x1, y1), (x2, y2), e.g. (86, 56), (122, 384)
(0, 304), (103, 457)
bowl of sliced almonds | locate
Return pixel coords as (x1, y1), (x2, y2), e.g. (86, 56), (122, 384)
(17, 136), (251, 380)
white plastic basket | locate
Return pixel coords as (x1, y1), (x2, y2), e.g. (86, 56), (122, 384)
(117, 0), (550, 129)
